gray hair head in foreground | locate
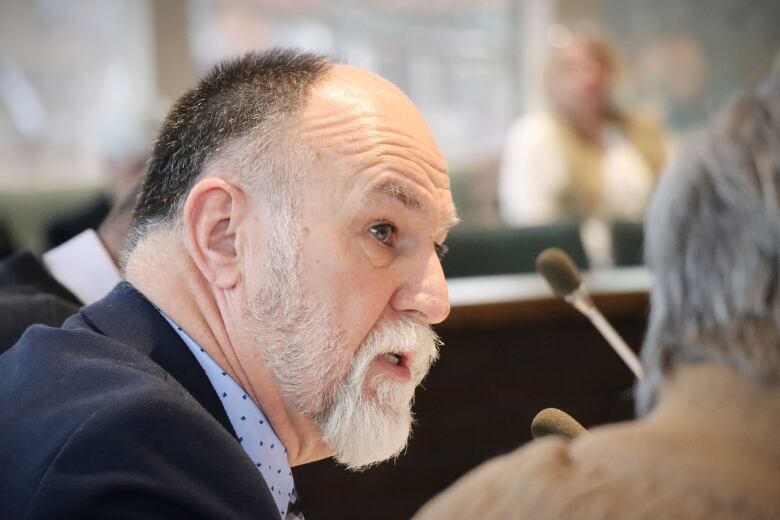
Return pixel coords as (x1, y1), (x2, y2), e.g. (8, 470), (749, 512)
(637, 73), (780, 414)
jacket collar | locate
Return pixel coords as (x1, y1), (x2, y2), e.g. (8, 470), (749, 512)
(78, 281), (236, 438)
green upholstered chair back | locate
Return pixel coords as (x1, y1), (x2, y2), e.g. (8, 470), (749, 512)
(441, 224), (588, 278)
(0, 188), (102, 254)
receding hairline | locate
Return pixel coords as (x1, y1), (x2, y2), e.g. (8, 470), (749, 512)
(300, 64), (446, 163)
(127, 49), (335, 252)
(291, 67), (455, 230)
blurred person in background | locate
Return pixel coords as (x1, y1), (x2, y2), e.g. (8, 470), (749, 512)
(44, 111), (156, 249)
(499, 30), (667, 266)
(0, 179), (139, 352)
(417, 73), (780, 519)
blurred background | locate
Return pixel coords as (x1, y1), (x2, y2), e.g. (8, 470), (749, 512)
(0, 2), (778, 518)
(0, 0), (777, 268)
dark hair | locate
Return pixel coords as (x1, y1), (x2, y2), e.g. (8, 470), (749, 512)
(637, 73), (780, 414)
(129, 49), (332, 247)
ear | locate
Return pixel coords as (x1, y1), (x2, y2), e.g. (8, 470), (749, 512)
(182, 177), (247, 289)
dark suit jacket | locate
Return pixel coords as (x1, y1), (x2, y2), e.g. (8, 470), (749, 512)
(0, 282), (279, 519)
(0, 251), (81, 353)
(0, 218), (15, 260)
(46, 193), (111, 249)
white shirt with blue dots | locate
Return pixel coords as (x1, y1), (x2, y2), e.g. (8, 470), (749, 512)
(160, 313), (297, 519)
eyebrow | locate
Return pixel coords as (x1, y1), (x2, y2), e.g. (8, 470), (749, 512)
(444, 213), (461, 231)
(368, 180), (424, 211)
(366, 179), (461, 231)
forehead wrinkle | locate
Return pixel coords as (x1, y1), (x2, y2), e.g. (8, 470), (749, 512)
(309, 132), (451, 196)
(301, 129), (450, 197)
(374, 121), (444, 164)
(372, 136), (449, 181)
(299, 105), (448, 176)
(298, 112), (368, 148)
(368, 121), (448, 176)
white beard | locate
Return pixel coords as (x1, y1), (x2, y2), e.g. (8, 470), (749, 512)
(317, 317), (440, 470)
(246, 224), (440, 470)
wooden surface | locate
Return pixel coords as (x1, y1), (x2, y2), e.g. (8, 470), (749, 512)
(293, 271), (650, 519)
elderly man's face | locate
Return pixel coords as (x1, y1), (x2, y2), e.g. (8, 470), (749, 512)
(245, 66), (456, 469)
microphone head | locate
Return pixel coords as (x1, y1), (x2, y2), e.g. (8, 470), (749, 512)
(535, 248), (582, 297)
(531, 408), (588, 440)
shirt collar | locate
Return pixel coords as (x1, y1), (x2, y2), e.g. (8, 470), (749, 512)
(42, 229), (121, 304)
(159, 312), (296, 519)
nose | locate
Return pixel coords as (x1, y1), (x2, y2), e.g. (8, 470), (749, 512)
(391, 251), (451, 325)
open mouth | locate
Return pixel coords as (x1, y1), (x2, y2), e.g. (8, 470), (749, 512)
(374, 351), (414, 380)
(383, 352), (404, 366)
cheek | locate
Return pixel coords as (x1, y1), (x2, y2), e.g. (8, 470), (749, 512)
(299, 227), (396, 352)
(333, 263), (395, 348)
(329, 270), (397, 363)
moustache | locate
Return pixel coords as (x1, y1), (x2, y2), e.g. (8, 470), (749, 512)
(353, 317), (441, 385)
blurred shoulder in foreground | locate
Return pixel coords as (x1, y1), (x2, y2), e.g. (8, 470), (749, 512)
(415, 365), (780, 520)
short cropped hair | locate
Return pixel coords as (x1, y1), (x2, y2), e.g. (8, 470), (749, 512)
(128, 49), (332, 250)
(637, 74), (780, 414)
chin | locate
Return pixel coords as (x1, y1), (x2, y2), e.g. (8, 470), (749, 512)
(333, 413), (413, 472)
(322, 381), (417, 472)
(315, 316), (440, 470)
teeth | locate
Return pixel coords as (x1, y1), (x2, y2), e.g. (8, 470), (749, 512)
(384, 353), (401, 365)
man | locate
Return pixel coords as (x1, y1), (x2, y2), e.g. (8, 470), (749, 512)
(417, 75), (780, 518)
(0, 180), (137, 351)
(0, 49), (456, 519)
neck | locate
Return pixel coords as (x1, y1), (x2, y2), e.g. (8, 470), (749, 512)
(649, 363), (780, 458)
(571, 112), (604, 144)
(554, 103), (607, 145)
(124, 236), (333, 466)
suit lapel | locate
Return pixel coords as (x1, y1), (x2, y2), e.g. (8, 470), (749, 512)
(79, 282), (237, 439)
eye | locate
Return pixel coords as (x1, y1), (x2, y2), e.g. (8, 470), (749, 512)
(368, 222), (398, 246)
(435, 242), (449, 260)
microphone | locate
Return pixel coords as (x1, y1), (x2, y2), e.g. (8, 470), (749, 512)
(531, 408), (588, 439)
(535, 247), (644, 380)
